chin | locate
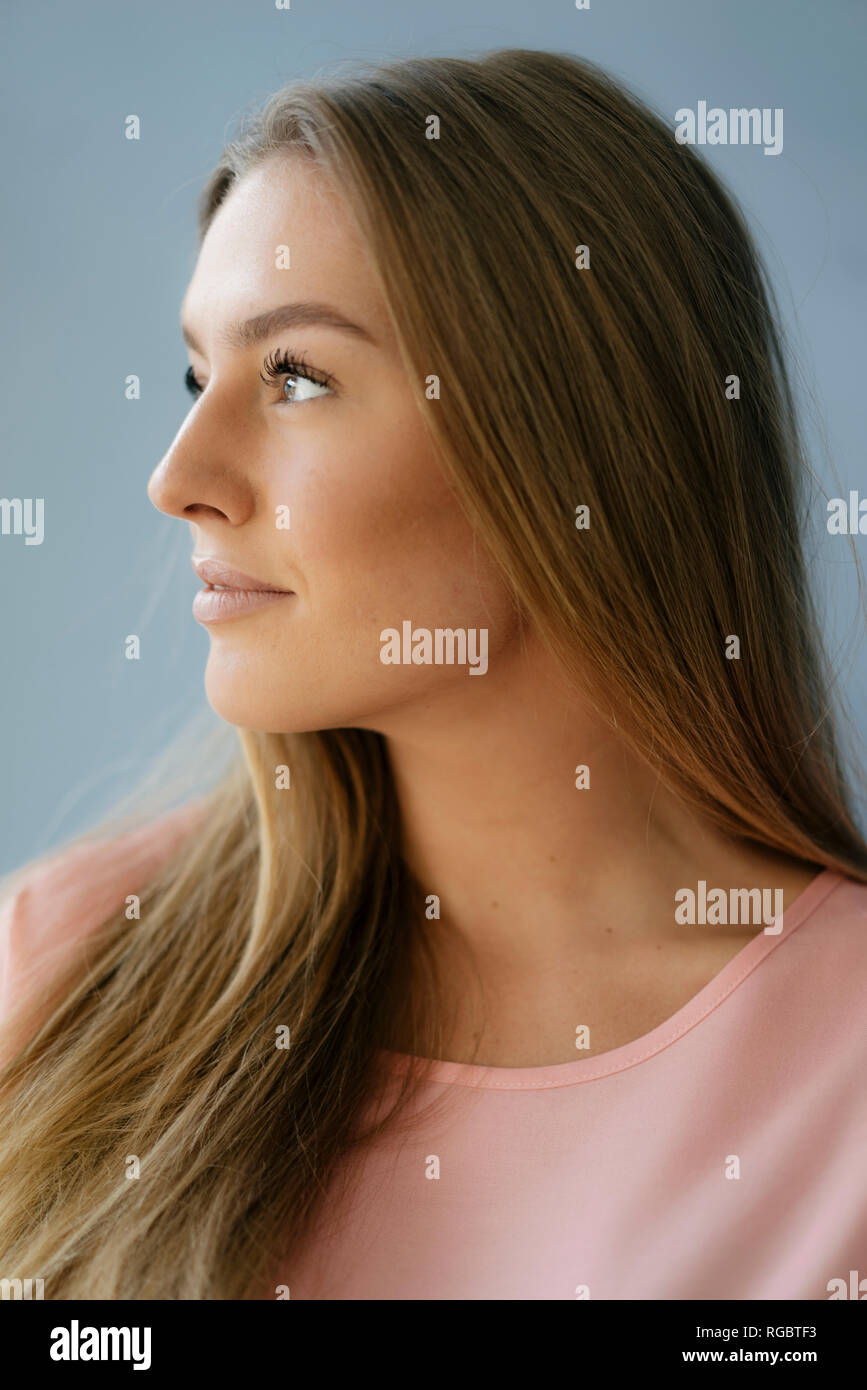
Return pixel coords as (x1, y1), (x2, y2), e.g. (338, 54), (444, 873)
(201, 668), (335, 736)
(201, 651), (430, 736)
(203, 665), (283, 733)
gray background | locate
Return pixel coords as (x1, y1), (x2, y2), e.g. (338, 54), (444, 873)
(1, 0), (865, 872)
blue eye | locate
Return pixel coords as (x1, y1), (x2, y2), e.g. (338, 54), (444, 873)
(184, 350), (336, 404)
(260, 347), (336, 404)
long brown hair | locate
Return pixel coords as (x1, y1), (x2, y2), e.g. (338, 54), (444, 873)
(1, 48), (865, 1299)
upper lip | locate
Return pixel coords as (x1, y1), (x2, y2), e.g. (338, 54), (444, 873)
(191, 556), (293, 592)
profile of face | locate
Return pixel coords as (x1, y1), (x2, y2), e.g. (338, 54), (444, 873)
(147, 154), (521, 735)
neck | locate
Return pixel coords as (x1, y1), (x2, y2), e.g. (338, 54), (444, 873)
(374, 627), (818, 981)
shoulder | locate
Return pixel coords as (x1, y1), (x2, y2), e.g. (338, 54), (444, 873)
(0, 800), (206, 1046)
(794, 870), (867, 954)
(773, 870), (867, 1046)
(775, 870), (867, 983)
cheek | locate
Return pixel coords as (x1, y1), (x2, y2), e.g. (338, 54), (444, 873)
(283, 423), (487, 628)
(201, 415), (520, 734)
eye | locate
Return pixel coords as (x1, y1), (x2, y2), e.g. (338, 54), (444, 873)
(183, 350), (336, 405)
(260, 346), (336, 405)
(184, 364), (203, 398)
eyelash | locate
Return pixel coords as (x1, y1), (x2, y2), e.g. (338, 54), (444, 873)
(184, 347), (335, 401)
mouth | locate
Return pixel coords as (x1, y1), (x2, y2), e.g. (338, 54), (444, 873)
(191, 555), (296, 623)
(192, 585), (296, 624)
(203, 582), (285, 593)
(191, 556), (293, 593)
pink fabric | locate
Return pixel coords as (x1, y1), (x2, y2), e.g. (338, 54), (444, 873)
(0, 804), (203, 1058)
(2, 814), (867, 1299)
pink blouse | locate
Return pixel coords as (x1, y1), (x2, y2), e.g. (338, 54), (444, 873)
(2, 810), (866, 1300)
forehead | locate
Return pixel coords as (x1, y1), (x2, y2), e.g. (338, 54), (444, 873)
(182, 154), (392, 344)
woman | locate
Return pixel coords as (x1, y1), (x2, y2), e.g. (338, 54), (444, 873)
(1, 48), (865, 1301)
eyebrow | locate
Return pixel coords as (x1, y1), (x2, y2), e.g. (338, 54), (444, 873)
(181, 300), (377, 355)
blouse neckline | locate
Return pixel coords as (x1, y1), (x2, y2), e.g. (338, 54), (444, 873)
(376, 869), (844, 1090)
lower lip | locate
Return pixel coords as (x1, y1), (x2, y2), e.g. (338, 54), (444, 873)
(192, 587), (295, 623)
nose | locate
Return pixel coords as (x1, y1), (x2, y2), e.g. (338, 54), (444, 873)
(147, 398), (256, 526)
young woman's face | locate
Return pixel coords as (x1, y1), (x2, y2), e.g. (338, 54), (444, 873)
(148, 154), (518, 733)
